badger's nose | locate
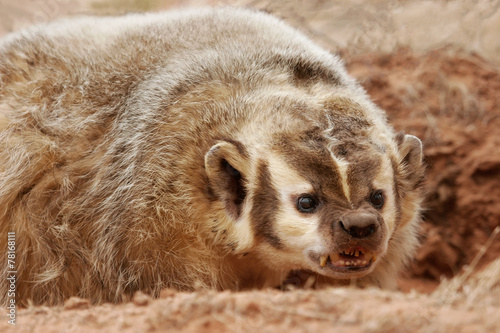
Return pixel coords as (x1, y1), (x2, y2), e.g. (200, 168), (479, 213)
(338, 212), (378, 239)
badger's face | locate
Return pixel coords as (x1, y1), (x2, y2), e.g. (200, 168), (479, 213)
(204, 98), (423, 282)
(261, 139), (396, 280)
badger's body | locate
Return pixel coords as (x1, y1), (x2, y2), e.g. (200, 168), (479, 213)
(0, 7), (424, 306)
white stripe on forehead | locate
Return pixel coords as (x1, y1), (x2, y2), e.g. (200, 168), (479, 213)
(325, 135), (351, 204)
(322, 112), (353, 205)
(331, 154), (351, 204)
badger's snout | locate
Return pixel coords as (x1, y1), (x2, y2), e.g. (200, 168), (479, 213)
(338, 211), (378, 239)
(308, 208), (387, 277)
(332, 209), (384, 246)
(329, 208), (387, 260)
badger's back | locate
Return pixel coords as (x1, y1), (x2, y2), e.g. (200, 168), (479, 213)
(0, 8), (423, 306)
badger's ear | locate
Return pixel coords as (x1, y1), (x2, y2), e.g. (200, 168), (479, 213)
(396, 133), (424, 190)
(205, 140), (250, 219)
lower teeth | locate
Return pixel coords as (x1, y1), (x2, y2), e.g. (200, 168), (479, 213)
(320, 254), (374, 267)
(344, 260), (364, 266)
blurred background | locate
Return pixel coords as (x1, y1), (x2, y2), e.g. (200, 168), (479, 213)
(1, 0), (499, 292)
(0, 0), (500, 64)
(2, 0), (500, 64)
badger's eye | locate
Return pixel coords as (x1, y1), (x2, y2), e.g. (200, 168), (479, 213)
(297, 195), (318, 213)
(370, 190), (384, 209)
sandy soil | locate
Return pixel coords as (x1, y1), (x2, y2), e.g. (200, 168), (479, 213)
(1, 0), (500, 332)
(4, 259), (500, 332)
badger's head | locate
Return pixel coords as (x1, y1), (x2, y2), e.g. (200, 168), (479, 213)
(203, 93), (424, 286)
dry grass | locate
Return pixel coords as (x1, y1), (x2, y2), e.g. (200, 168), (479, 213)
(433, 226), (500, 306)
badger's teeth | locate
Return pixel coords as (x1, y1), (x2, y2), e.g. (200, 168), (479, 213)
(320, 251), (376, 268)
(320, 255), (328, 267)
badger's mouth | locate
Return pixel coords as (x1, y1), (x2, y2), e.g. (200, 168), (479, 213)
(319, 247), (377, 269)
(309, 246), (377, 277)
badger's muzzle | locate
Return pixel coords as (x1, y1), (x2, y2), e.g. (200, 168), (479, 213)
(310, 208), (387, 278)
(333, 209), (384, 245)
(338, 211), (378, 239)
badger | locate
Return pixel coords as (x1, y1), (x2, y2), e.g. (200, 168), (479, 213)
(0, 7), (424, 306)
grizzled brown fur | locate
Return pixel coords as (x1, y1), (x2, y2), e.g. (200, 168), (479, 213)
(0, 8), (424, 306)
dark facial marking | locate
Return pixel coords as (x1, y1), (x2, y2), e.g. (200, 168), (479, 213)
(268, 53), (343, 87)
(273, 133), (348, 203)
(222, 160), (246, 213)
(390, 156), (403, 225)
(323, 98), (372, 138)
(347, 153), (380, 187)
(250, 160), (283, 249)
(217, 137), (249, 159)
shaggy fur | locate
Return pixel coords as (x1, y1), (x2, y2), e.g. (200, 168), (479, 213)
(0, 7), (424, 306)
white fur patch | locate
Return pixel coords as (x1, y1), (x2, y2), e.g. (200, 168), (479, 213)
(259, 153), (324, 267)
(334, 157), (351, 204)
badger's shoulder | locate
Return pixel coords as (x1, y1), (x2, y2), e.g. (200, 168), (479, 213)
(0, 8), (425, 306)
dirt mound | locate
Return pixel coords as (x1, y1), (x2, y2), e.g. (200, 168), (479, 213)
(4, 258), (500, 333)
(346, 49), (500, 283)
